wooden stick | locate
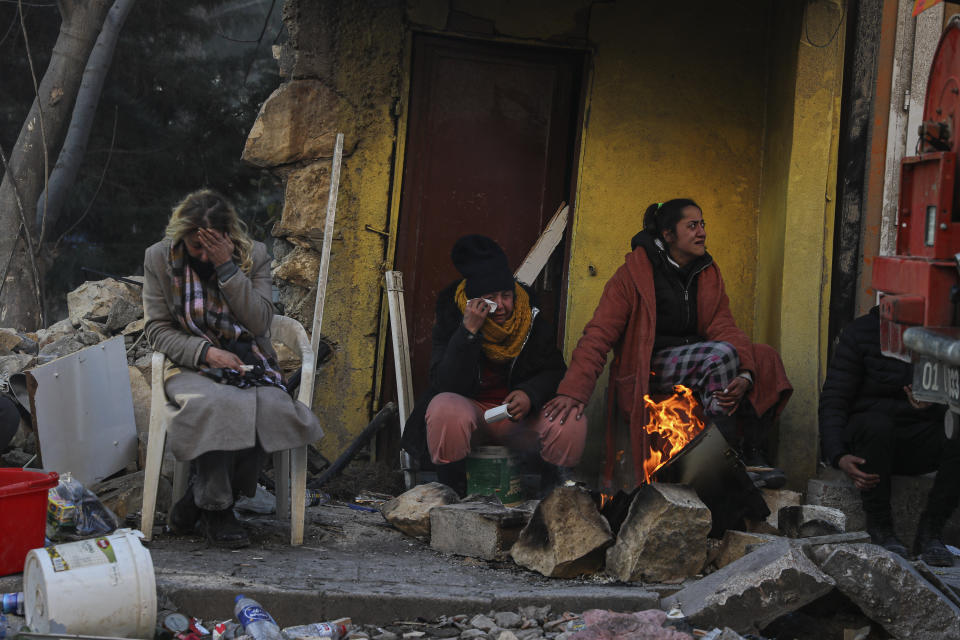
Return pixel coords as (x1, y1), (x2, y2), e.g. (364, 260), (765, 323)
(385, 271), (415, 424)
(515, 202), (569, 286)
(310, 133), (344, 365)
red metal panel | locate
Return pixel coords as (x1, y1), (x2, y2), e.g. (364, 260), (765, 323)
(897, 153), (958, 258)
(873, 256), (957, 325)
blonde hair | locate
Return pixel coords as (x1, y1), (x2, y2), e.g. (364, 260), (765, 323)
(165, 189), (255, 274)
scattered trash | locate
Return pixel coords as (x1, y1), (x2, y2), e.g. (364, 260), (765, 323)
(163, 613), (191, 634)
(234, 595), (282, 640)
(353, 492), (391, 508)
(0, 594), (23, 616)
(0, 612), (20, 640)
(213, 621), (241, 640)
(306, 489), (330, 507)
(46, 472), (118, 540)
(23, 529), (156, 637)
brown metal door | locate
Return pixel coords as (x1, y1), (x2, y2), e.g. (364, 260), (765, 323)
(394, 34), (584, 396)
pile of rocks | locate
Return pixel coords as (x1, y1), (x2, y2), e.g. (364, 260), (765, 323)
(381, 482), (960, 638)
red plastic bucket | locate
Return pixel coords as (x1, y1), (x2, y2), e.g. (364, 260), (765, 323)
(0, 469), (59, 576)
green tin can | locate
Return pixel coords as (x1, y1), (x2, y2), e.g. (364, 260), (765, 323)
(466, 446), (523, 505)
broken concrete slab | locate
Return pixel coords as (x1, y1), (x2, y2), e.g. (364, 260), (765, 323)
(380, 482), (459, 538)
(122, 318), (146, 336)
(0, 328), (22, 352)
(790, 531), (871, 549)
(605, 483), (711, 583)
(34, 318), (76, 347)
(810, 542), (960, 640)
(38, 335), (85, 360)
(761, 488), (801, 528)
(67, 278), (142, 327)
(661, 539), (835, 634)
(430, 501), (529, 560)
(778, 504), (846, 538)
(106, 297), (143, 333)
(0, 353), (35, 377)
(716, 530), (778, 569)
(510, 486), (613, 578)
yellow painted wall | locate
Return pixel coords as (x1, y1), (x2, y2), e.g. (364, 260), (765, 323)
(766, 0), (845, 487)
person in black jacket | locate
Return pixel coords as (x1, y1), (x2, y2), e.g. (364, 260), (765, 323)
(819, 306), (960, 565)
(399, 235), (587, 496)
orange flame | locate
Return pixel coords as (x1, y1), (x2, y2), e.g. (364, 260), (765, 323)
(599, 493), (613, 509)
(641, 385), (706, 483)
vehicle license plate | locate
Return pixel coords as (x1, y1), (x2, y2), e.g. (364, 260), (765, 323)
(913, 354), (960, 405)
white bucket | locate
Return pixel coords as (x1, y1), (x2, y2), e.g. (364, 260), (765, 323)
(23, 529), (156, 638)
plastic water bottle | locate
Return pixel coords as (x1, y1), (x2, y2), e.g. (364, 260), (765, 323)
(234, 595), (282, 640)
(0, 593), (22, 616)
(282, 622), (347, 640)
(0, 613), (18, 640)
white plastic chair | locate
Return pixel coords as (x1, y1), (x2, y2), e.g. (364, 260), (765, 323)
(140, 315), (315, 545)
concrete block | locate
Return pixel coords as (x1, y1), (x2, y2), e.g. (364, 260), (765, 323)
(716, 530), (778, 568)
(430, 502), (529, 560)
(778, 504), (846, 538)
(761, 488), (802, 527)
(807, 467), (960, 547)
(810, 543), (960, 639)
(661, 540), (835, 635)
(606, 483), (711, 584)
(510, 486), (613, 578)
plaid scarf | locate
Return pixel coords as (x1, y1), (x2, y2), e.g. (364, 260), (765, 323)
(169, 241), (284, 389)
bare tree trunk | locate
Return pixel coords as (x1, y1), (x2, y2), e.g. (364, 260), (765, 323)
(0, 0), (112, 331)
(37, 0), (138, 238)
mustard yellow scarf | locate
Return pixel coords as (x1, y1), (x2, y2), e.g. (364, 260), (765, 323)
(455, 281), (532, 363)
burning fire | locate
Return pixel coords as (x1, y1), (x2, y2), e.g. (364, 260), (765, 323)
(641, 385), (706, 483)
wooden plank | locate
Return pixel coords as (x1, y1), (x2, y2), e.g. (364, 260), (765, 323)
(515, 203), (569, 286)
(310, 133), (344, 362)
(386, 271), (417, 488)
(386, 271), (415, 425)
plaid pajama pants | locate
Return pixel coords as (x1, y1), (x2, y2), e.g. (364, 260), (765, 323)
(649, 341), (740, 417)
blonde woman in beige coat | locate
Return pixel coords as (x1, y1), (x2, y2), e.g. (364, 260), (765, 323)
(143, 189), (323, 547)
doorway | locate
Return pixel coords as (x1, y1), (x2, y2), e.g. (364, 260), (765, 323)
(392, 34), (586, 397)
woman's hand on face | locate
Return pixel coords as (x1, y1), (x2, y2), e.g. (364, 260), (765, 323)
(205, 347), (245, 372)
(543, 394), (584, 425)
(462, 297), (490, 334)
(503, 390), (532, 422)
(713, 376), (750, 415)
(198, 228), (234, 267)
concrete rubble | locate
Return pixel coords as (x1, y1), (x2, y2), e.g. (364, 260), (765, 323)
(810, 542), (960, 640)
(430, 500), (531, 561)
(605, 483), (711, 584)
(777, 504), (847, 538)
(662, 539), (836, 634)
(510, 486), (613, 578)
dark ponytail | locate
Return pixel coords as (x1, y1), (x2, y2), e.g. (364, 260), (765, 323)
(642, 198), (701, 239)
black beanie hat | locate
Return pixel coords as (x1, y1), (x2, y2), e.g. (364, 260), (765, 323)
(451, 234), (514, 298)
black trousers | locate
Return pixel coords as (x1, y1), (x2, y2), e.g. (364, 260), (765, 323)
(0, 396), (20, 451)
(190, 443), (265, 511)
(846, 410), (960, 525)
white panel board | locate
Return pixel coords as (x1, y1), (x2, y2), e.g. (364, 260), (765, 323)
(30, 336), (138, 485)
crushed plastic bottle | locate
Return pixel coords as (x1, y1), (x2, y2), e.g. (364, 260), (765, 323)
(281, 622), (348, 640)
(234, 595), (281, 640)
